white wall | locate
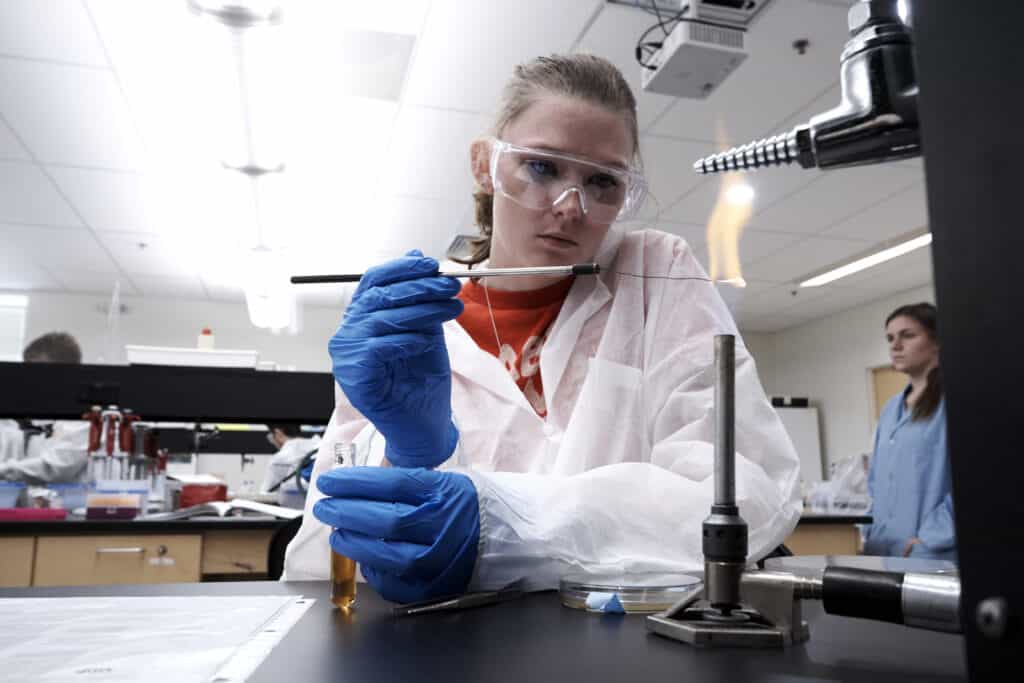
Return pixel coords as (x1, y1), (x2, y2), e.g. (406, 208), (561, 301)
(14, 291), (345, 373)
(747, 285), (935, 471)
(742, 332), (772, 366)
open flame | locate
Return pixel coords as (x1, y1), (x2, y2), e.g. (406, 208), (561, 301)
(706, 125), (754, 287)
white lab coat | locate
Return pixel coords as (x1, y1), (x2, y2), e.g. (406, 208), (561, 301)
(0, 420), (91, 484)
(0, 420), (21, 464)
(284, 228), (802, 590)
(259, 435), (322, 494)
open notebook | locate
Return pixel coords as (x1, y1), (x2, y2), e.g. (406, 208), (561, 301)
(139, 498), (303, 521)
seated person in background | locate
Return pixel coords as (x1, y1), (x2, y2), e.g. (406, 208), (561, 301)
(22, 331), (82, 364)
(0, 332), (90, 484)
(863, 303), (955, 561)
(260, 423), (322, 500)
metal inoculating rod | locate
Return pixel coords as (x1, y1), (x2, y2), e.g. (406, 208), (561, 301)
(291, 263), (600, 285)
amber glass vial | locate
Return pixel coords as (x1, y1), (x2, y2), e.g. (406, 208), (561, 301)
(331, 551), (357, 609)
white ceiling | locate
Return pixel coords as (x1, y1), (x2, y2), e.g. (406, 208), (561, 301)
(0, 0), (933, 333)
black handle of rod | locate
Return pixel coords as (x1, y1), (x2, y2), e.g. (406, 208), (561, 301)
(290, 274), (363, 284)
(571, 263), (600, 275)
(822, 566), (905, 625)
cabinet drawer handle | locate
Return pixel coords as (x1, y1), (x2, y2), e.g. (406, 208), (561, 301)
(95, 547), (145, 554)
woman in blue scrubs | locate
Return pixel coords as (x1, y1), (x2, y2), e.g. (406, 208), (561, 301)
(863, 303), (955, 560)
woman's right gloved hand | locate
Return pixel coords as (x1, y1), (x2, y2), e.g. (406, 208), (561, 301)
(329, 250), (463, 469)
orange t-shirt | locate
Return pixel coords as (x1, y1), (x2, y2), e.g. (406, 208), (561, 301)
(456, 277), (574, 417)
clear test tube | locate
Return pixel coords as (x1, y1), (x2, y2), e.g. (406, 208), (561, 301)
(330, 441), (358, 610)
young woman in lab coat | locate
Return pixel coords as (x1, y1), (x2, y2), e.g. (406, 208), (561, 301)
(284, 54), (802, 602)
(863, 303), (954, 561)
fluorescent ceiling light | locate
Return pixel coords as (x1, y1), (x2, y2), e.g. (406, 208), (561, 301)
(800, 232), (932, 287)
(0, 294), (29, 308)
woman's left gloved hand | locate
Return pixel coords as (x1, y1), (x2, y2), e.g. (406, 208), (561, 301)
(313, 467), (480, 604)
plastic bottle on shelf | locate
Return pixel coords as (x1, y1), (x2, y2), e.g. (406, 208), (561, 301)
(197, 328), (215, 349)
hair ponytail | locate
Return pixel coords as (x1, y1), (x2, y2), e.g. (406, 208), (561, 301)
(914, 365), (942, 420)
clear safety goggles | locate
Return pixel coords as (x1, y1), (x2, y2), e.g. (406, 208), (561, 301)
(489, 139), (647, 224)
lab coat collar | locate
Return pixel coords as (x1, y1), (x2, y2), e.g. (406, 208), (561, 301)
(442, 227), (623, 419)
(538, 267), (611, 405)
(538, 226), (622, 397)
(441, 257), (531, 411)
(445, 320), (536, 413)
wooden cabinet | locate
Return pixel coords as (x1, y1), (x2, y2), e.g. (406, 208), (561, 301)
(784, 522), (862, 555)
(33, 534), (202, 586)
(0, 537), (35, 587)
(201, 529), (275, 575)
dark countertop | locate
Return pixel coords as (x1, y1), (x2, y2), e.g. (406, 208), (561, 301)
(0, 516), (291, 534)
(0, 580), (965, 682)
(0, 513), (864, 534)
(799, 513), (871, 524)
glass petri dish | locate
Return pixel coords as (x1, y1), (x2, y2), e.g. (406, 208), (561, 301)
(559, 572), (702, 614)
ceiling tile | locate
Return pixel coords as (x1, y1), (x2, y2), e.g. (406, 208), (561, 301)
(291, 2), (431, 36)
(48, 166), (152, 232)
(649, 0), (850, 143)
(379, 106), (490, 202)
(768, 81), (839, 135)
(0, 118), (28, 160)
(639, 220), (708, 252)
(639, 136), (716, 218)
(665, 166), (820, 225)
(743, 234), (870, 283)
(202, 279), (245, 304)
(51, 269), (135, 295)
(574, 3), (679, 131)
(0, 0), (108, 67)
(823, 182), (929, 243)
(0, 252), (60, 290)
(896, 156), (925, 176)
(0, 224), (116, 272)
(748, 163), (921, 234)
(0, 161), (81, 226)
(777, 285), (898, 323)
(131, 275), (206, 299)
(402, 0), (603, 113)
(734, 281), (834, 317)
(375, 195), (472, 259)
(0, 59), (142, 169)
(95, 232), (197, 277)
(284, 96), (400, 194)
(696, 230), (803, 274)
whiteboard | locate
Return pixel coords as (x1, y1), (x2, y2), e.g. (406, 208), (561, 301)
(775, 406), (825, 483)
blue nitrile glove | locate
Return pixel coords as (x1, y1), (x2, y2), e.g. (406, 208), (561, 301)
(329, 250), (463, 469)
(299, 461), (314, 483)
(313, 467), (480, 604)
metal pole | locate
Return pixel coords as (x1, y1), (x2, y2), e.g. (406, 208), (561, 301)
(714, 334), (736, 506)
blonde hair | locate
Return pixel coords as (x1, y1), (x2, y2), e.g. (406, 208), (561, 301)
(459, 54), (641, 265)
